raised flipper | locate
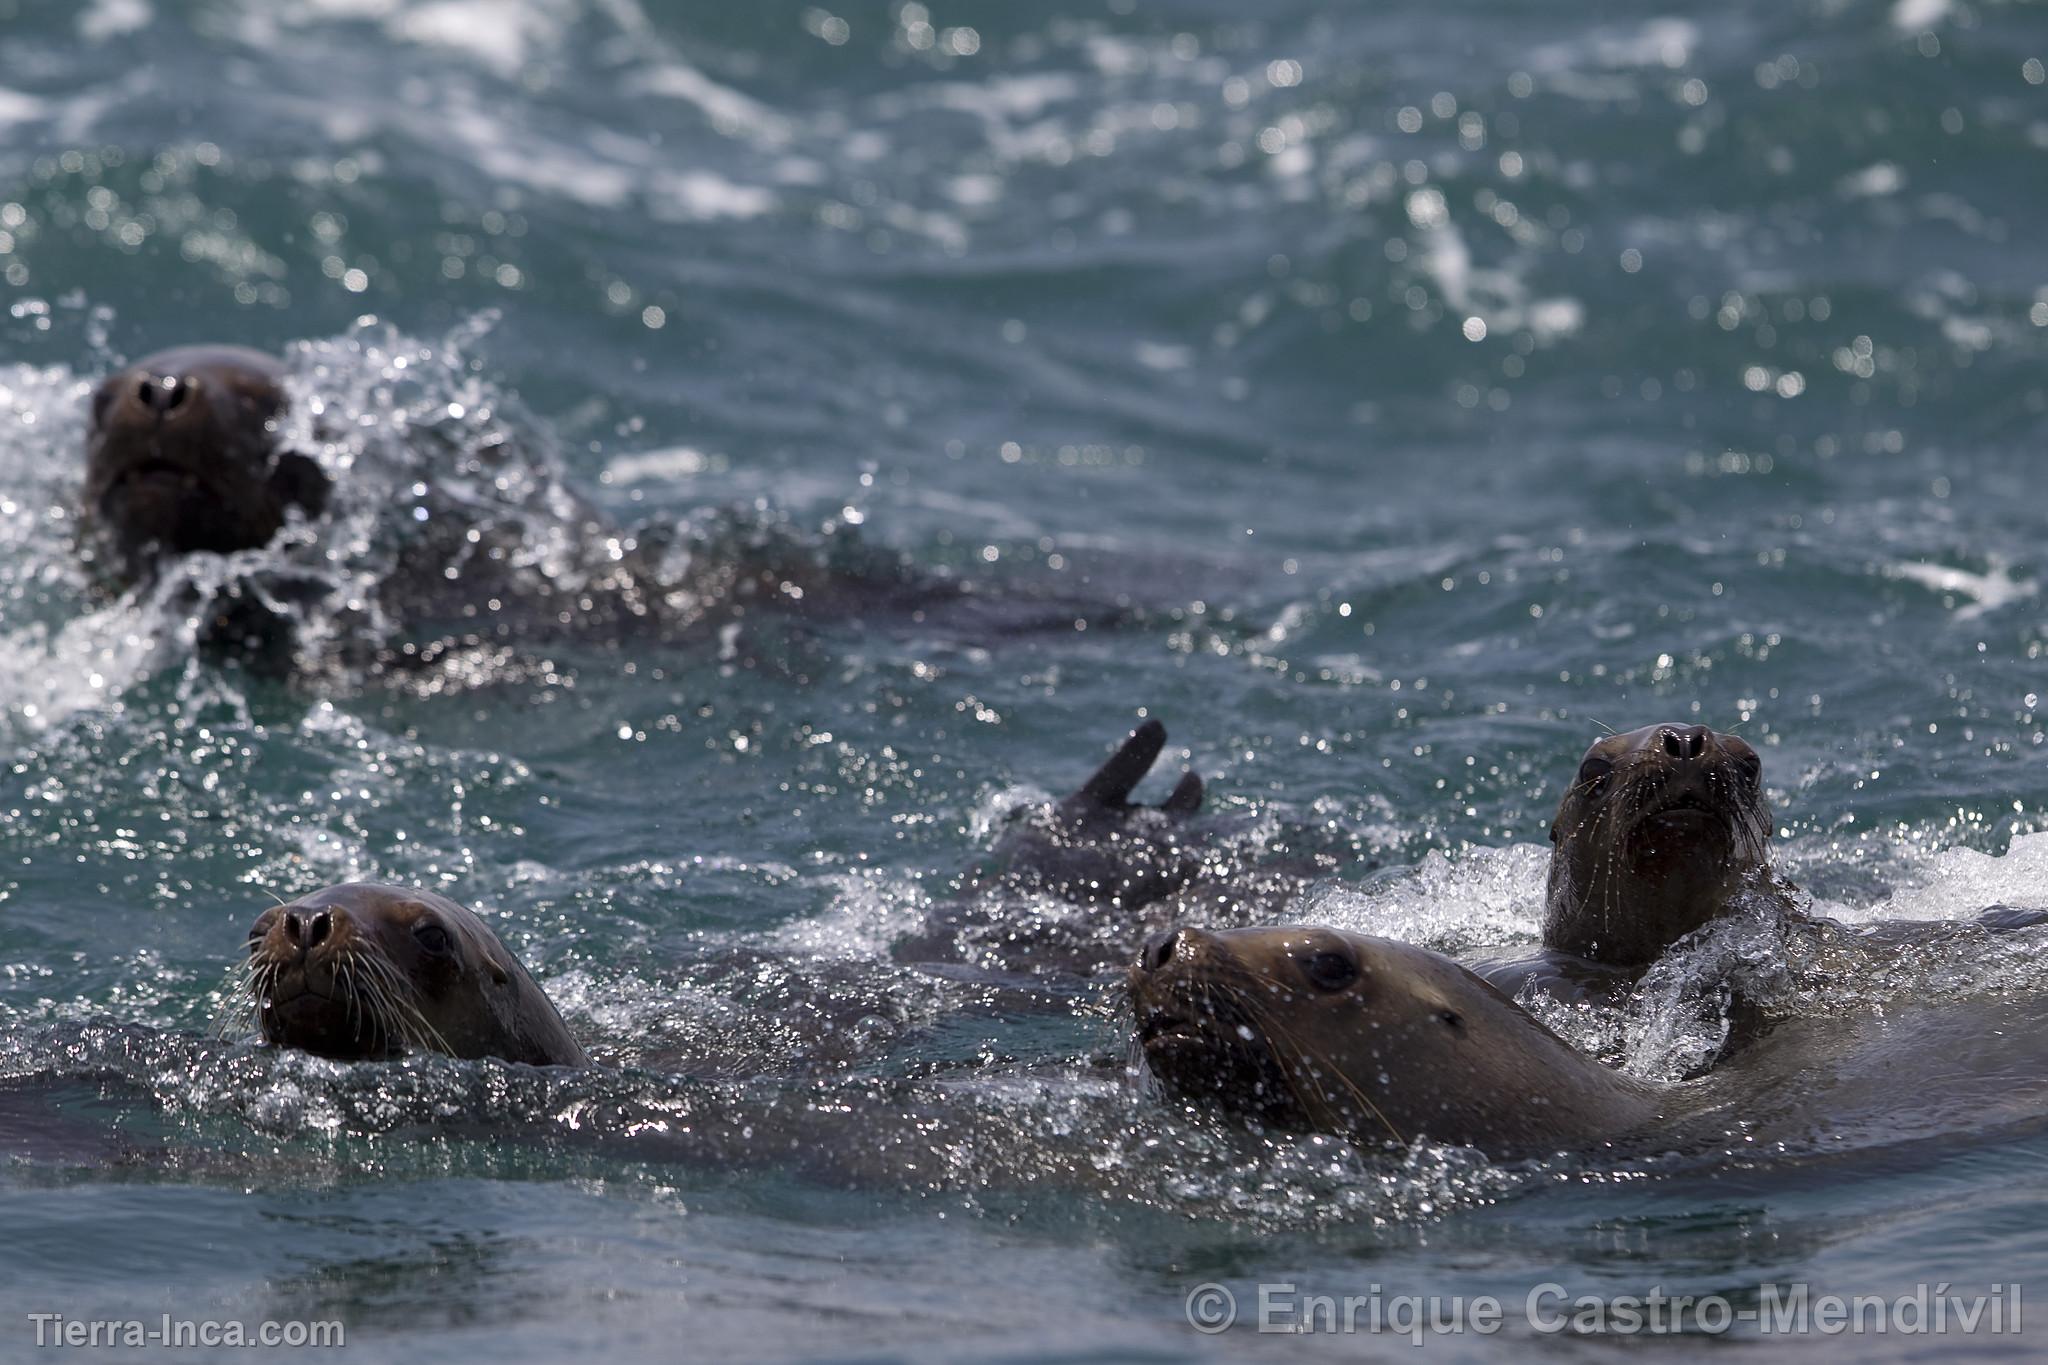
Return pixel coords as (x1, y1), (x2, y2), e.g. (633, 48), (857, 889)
(1076, 718), (1168, 807)
(994, 716), (1207, 910)
(1060, 718), (1204, 827)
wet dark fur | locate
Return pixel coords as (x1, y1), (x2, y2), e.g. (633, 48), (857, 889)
(1543, 723), (1775, 966)
(240, 883), (585, 1067)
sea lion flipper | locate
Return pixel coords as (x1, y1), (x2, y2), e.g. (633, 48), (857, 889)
(1075, 718), (1167, 808)
(1163, 771), (1204, 816)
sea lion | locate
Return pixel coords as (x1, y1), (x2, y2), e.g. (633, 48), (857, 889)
(74, 344), (1103, 678)
(1542, 722), (1774, 967)
(990, 718), (1206, 909)
(82, 346), (331, 584)
(243, 883), (585, 1067)
(1129, 924), (1668, 1156)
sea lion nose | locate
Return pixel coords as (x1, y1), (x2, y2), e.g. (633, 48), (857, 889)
(1660, 725), (1710, 760)
(1140, 930), (1180, 973)
(136, 374), (190, 415)
(280, 909), (334, 955)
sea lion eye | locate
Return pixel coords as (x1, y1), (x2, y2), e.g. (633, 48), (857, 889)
(1439, 1010), (1465, 1031)
(413, 922), (454, 956)
(1576, 755), (1613, 794)
(1301, 949), (1359, 992)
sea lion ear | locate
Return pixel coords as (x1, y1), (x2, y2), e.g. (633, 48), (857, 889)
(485, 951), (512, 986)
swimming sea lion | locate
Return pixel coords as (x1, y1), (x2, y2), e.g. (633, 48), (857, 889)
(1542, 722), (1773, 966)
(894, 719), (1208, 976)
(74, 344), (1080, 678)
(992, 718), (1206, 909)
(82, 346), (331, 584)
(243, 883), (585, 1067)
(1130, 924), (1667, 1156)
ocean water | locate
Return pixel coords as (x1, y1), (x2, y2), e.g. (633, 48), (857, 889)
(3, 0), (2048, 1359)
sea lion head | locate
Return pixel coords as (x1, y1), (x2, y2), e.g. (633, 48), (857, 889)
(1543, 722), (1770, 966)
(83, 345), (330, 582)
(243, 883), (585, 1067)
(1130, 925), (1653, 1154)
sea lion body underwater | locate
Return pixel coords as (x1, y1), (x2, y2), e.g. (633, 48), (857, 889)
(244, 883), (585, 1067)
(906, 718), (1315, 978)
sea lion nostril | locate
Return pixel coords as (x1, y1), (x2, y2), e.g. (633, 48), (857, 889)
(308, 910), (331, 947)
(1661, 726), (1708, 760)
(137, 375), (189, 414)
(1142, 930), (1179, 972)
(282, 911), (302, 945)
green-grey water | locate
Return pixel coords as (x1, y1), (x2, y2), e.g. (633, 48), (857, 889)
(4, 0), (2048, 1360)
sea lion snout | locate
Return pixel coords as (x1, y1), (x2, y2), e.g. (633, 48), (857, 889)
(253, 903), (351, 963)
(1657, 724), (1709, 760)
(279, 907), (334, 953)
(1135, 926), (1208, 975)
(129, 371), (194, 418)
(82, 344), (332, 580)
(249, 902), (361, 998)
(1544, 721), (1771, 965)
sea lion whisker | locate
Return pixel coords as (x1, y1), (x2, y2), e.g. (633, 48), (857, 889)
(348, 951), (406, 1052)
(1233, 989), (1407, 1148)
(240, 884), (583, 1066)
(353, 953), (426, 1053)
(212, 958), (263, 1039)
(359, 952), (453, 1056)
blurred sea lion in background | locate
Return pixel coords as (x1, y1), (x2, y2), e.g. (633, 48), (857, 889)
(82, 345), (331, 586)
(77, 344), (1115, 678)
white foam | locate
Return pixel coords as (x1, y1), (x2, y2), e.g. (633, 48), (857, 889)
(627, 61), (794, 147)
(1825, 832), (2048, 925)
(1133, 341), (1193, 372)
(769, 871), (928, 962)
(1295, 845), (1550, 953)
(604, 446), (713, 486)
(1887, 559), (2037, 620)
(394, 0), (558, 79)
(1413, 219), (1585, 345)
(1891, 0), (1953, 31)
(648, 170), (777, 223)
(0, 88), (46, 129)
(77, 0), (151, 41)
(1838, 162), (1906, 198)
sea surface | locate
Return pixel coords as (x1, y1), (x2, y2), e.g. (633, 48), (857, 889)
(3, 0), (2048, 1360)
